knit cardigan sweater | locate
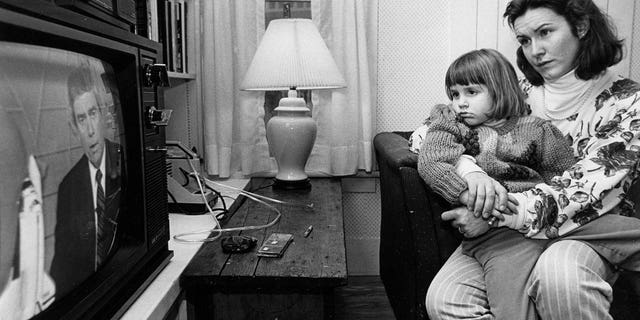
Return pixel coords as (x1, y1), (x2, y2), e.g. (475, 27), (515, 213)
(418, 104), (575, 207)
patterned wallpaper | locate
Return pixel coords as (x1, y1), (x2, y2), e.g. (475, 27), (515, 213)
(376, 0), (450, 132)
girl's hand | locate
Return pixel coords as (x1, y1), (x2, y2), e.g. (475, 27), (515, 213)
(441, 206), (490, 238)
(459, 172), (508, 218)
(488, 193), (520, 219)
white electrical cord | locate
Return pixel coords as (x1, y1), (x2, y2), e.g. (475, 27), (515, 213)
(202, 178), (314, 210)
(172, 160), (313, 243)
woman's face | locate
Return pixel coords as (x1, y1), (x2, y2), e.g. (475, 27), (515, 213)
(513, 7), (581, 82)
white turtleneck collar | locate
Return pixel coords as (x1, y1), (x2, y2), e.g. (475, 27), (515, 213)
(544, 69), (588, 95)
(530, 69), (616, 121)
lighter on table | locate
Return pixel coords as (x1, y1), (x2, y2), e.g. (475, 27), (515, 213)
(303, 225), (313, 238)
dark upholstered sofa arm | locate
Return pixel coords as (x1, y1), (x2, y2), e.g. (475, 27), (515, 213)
(372, 132), (418, 171)
(374, 132), (461, 320)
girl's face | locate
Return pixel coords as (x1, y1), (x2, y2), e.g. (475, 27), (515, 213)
(513, 7), (581, 82)
(449, 83), (493, 127)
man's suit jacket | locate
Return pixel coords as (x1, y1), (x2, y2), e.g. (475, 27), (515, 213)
(50, 140), (121, 297)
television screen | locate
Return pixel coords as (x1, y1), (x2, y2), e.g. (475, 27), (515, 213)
(0, 41), (132, 319)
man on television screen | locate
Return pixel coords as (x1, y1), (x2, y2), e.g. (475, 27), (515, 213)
(50, 67), (122, 297)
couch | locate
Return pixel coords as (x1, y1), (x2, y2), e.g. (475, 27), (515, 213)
(374, 131), (640, 320)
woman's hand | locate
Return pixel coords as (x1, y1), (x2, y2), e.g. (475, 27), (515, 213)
(460, 172), (509, 218)
(441, 206), (490, 238)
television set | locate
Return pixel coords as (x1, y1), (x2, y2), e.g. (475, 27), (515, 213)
(0, 1), (172, 319)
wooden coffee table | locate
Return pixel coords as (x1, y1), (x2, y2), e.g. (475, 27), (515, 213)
(180, 178), (347, 319)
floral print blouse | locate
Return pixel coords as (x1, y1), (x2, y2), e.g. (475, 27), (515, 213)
(511, 71), (640, 239)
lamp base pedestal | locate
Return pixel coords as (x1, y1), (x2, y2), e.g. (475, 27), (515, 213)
(272, 178), (311, 190)
(266, 90), (317, 192)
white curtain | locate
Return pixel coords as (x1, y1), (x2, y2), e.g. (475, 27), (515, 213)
(201, 0), (375, 178)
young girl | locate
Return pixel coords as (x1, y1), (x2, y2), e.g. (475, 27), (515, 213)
(418, 48), (575, 221)
(419, 48), (640, 319)
(419, 48), (576, 318)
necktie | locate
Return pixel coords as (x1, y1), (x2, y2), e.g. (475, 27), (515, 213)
(96, 169), (108, 266)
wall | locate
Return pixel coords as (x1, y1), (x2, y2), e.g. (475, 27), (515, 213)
(346, 0), (640, 276)
(342, 176), (381, 275)
(376, 0), (640, 132)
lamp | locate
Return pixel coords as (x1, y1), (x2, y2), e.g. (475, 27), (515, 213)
(241, 19), (346, 190)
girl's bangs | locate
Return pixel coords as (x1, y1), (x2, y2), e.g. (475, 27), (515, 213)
(446, 58), (486, 87)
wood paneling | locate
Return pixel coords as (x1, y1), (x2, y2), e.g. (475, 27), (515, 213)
(449, 0), (478, 60)
(608, 0), (635, 77)
(477, 0), (500, 50)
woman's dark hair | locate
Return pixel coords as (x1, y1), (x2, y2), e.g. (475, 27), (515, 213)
(445, 49), (529, 120)
(504, 0), (623, 86)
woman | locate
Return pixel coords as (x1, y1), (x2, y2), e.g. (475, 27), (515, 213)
(425, 0), (640, 319)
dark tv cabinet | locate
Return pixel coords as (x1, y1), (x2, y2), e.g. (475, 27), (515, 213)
(55, 0), (137, 32)
(0, 1), (172, 319)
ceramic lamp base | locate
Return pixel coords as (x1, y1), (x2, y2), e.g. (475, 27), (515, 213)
(266, 90), (317, 191)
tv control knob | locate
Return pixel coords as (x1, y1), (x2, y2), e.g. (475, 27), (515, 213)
(147, 106), (173, 127)
(143, 64), (170, 87)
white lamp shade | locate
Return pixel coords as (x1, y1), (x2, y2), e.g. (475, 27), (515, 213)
(240, 19), (346, 91)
